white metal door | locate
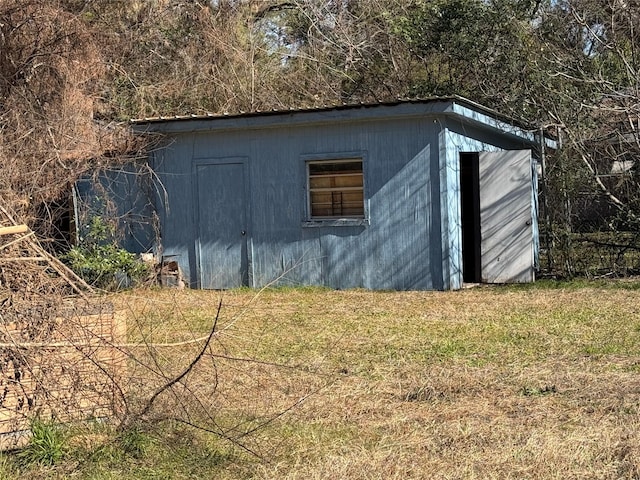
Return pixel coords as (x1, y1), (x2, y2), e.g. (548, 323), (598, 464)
(479, 150), (534, 283)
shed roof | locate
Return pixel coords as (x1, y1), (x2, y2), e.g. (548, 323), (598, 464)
(131, 96), (553, 148)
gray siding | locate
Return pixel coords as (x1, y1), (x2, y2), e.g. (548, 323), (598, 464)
(76, 166), (155, 254)
(153, 116), (445, 289)
(152, 135), (198, 282)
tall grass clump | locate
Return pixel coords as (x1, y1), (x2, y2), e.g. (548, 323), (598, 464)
(18, 419), (67, 467)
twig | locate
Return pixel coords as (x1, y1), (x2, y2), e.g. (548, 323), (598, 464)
(0, 256), (47, 262)
(171, 418), (264, 459)
(0, 231), (34, 251)
(137, 299), (223, 420)
(0, 204), (93, 297)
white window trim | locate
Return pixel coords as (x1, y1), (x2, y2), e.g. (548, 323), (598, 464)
(301, 152), (369, 227)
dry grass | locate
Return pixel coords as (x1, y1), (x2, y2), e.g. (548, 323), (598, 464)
(92, 282), (640, 479)
(7, 282), (640, 479)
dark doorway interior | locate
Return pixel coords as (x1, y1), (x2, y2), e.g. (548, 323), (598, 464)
(460, 153), (481, 283)
(35, 190), (75, 253)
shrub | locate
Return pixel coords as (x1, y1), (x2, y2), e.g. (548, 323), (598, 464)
(65, 216), (151, 289)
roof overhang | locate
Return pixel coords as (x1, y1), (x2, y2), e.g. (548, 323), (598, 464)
(131, 96), (556, 149)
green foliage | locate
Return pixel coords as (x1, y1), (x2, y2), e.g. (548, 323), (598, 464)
(393, 0), (490, 54)
(520, 384), (557, 396)
(388, 0), (543, 117)
(0, 420), (236, 478)
(65, 217), (151, 290)
(0, 454), (18, 479)
(117, 425), (154, 459)
(18, 419), (67, 467)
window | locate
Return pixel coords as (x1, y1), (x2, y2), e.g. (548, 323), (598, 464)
(308, 159), (364, 219)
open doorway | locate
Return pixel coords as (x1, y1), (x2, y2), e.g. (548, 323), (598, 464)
(459, 150), (535, 285)
(34, 188), (76, 254)
(460, 152), (481, 283)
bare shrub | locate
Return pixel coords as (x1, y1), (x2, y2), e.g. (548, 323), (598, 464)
(0, 0), (147, 447)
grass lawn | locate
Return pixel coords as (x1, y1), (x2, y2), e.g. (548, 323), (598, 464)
(4, 280), (640, 479)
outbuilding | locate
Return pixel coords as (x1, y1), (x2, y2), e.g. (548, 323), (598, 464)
(123, 97), (546, 290)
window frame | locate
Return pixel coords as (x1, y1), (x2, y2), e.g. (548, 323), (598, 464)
(302, 152), (369, 227)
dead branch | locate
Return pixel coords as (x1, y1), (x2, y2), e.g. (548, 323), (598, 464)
(0, 225), (28, 236)
(135, 299), (223, 421)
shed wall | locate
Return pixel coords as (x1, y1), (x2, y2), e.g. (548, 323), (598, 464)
(123, 102), (543, 291)
(76, 166), (156, 254)
(153, 116), (445, 290)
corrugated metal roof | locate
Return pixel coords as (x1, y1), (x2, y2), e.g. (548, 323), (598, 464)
(130, 95), (534, 131)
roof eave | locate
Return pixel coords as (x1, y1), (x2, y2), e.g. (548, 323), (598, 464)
(130, 97), (556, 148)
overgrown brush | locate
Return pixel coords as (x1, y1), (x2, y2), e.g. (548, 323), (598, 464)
(64, 217), (151, 289)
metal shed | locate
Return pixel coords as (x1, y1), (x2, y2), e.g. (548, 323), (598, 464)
(126, 97), (546, 290)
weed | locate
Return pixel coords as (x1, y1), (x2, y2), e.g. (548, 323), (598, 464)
(521, 385), (558, 396)
(17, 419), (67, 466)
(0, 454), (18, 480)
(403, 385), (444, 402)
(117, 425), (154, 458)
